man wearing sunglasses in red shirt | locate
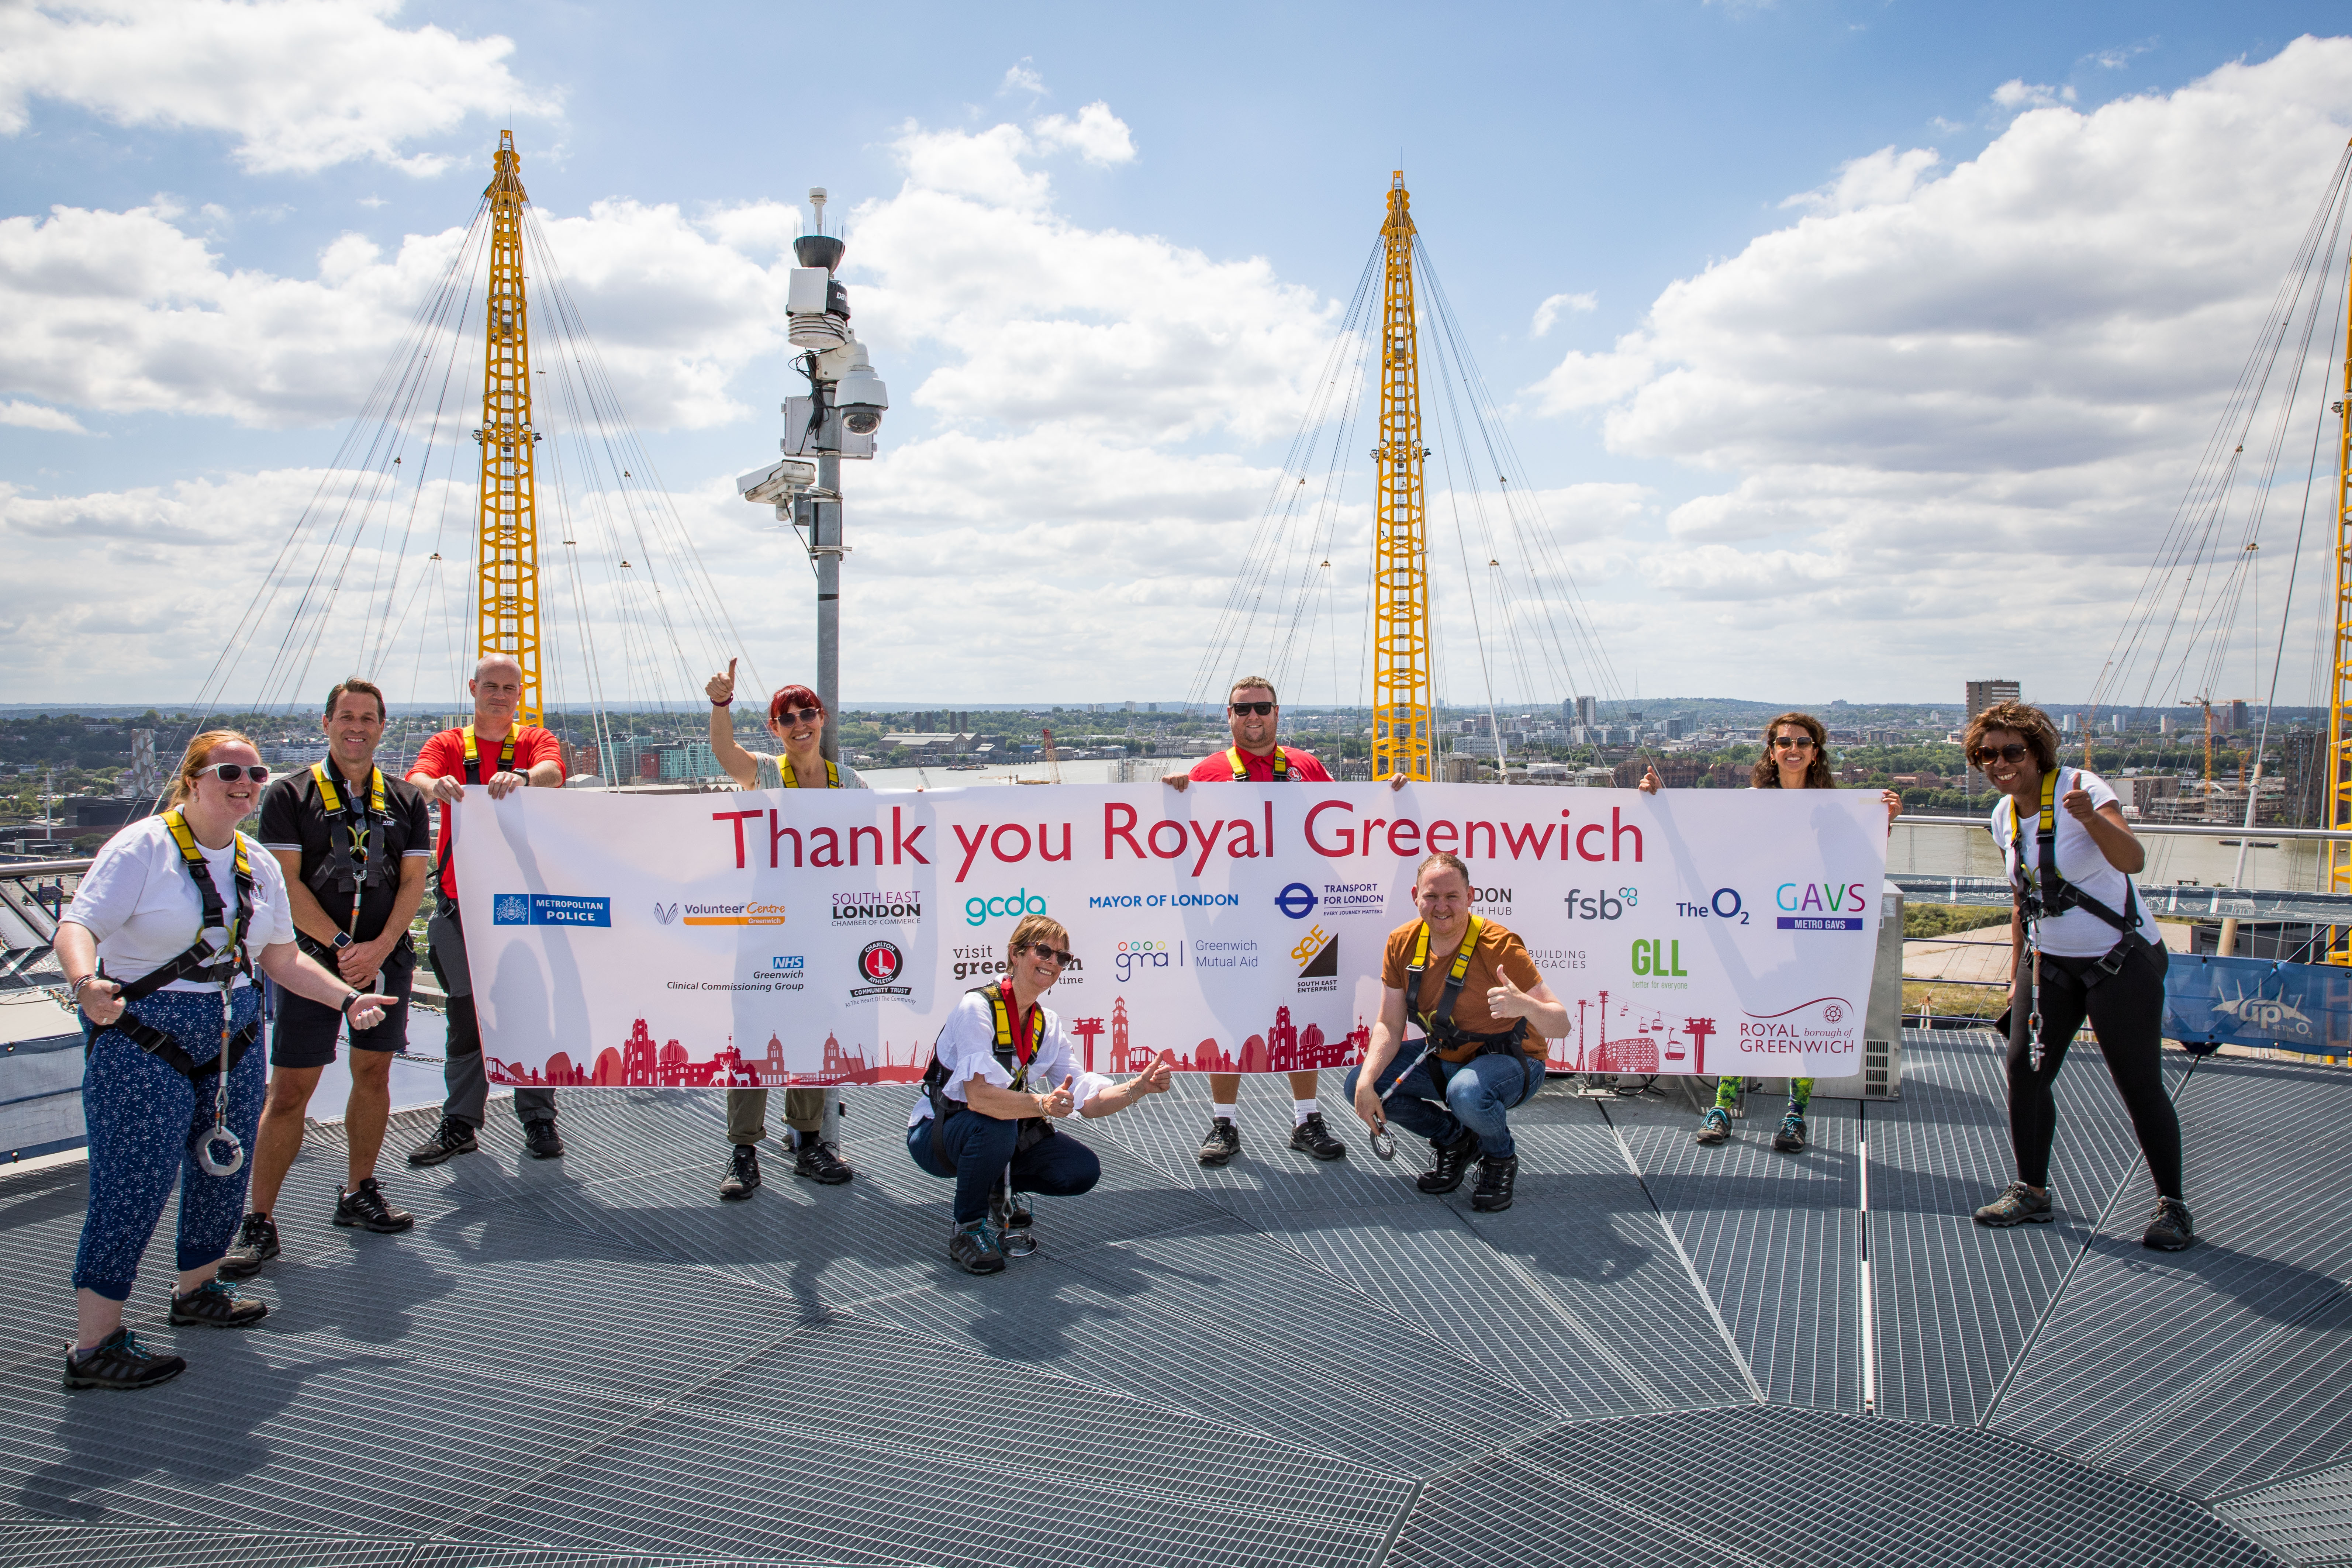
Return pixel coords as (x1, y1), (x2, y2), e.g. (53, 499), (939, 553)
(1163, 676), (1353, 1166)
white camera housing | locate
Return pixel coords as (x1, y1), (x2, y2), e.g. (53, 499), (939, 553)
(737, 457), (818, 505)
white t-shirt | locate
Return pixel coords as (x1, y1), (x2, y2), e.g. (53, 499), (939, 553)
(63, 815), (297, 991)
(909, 986), (1113, 1128)
(1991, 767), (2162, 958)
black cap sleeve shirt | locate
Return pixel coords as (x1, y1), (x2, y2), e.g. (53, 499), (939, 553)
(258, 767), (434, 966)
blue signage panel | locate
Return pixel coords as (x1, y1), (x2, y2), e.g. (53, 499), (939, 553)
(2163, 954), (2351, 1054)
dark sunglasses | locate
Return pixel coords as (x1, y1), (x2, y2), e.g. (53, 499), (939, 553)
(1229, 701), (1275, 716)
(1969, 743), (2031, 765)
(775, 707), (823, 726)
(204, 764), (270, 783)
(1019, 943), (1077, 966)
(1771, 735), (1816, 750)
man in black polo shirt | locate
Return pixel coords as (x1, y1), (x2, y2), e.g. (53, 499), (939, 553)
(220, 678), (433, 1278)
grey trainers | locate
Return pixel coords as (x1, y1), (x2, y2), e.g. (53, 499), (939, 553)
(1973, 1181), (2054, 1227)
(947, 1219), (1006, 1275)
(217, 1211), (279, 1279)
(1695, 1107), (1731, 1146)
(63, 1329), (185, 1391)
(2143, 1197), (2195, 1251)
(1772, 1110), (1807, 1154)
(168, 1278), (269, 1328)
(1197, 1116), (1240, 1167)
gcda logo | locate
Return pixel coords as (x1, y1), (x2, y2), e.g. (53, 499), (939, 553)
(966, 888), (1047, 928)
(1292, 924), (1337, 994)
(850, 940), (912, 1001)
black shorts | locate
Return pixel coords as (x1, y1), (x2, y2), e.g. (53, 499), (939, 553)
(270, 959), (414, 1069)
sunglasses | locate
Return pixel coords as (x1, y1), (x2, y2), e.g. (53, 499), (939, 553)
(1771, 736), (1816, 750)
(1020, 943), (1078, 967)
(203, 764), (270, 783)
(1229, 701), (1276, 716)
(775, 708), (824, 726)
(1969, 743), (2031, 765)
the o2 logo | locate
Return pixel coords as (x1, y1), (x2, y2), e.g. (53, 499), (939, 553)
(1676, 888), (1751, 924)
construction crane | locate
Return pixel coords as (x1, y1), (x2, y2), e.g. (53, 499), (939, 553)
(1371, 172), (1434, 781)
(2182, 696), (2215, 789)
(1040, 726), (1063, 785)
(473, 129), (544, 725)
(2331, 217), (2352, 962)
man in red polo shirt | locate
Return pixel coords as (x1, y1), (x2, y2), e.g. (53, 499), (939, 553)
(404, 654), (570, 1165)
(1163, 675), (1350, 1166)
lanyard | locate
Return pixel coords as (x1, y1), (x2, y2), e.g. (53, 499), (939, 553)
(312, 761), (384, 936)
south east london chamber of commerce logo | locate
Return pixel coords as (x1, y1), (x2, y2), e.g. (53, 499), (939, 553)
(851, 940), (912, 1001)
(1292, 923), (1337, 994)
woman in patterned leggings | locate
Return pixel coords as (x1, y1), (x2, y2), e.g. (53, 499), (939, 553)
(55, 731), (395, 1391)
(1644, 711), (1899, 1153)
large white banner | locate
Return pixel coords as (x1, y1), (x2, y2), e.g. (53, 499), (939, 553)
(451, 783), (1889, 1088)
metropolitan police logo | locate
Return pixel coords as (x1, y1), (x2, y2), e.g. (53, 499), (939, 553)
(493, 894), (530, 925)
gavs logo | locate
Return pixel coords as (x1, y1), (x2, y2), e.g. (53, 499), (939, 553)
(850, 940), (911, 1001)
(1776, 881), (1871, 932)
(966, 888), (1047, 928)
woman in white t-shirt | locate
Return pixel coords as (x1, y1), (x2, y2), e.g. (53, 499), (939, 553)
(52, 731), (396, 1392)
(1964, 701), (2190, 1252)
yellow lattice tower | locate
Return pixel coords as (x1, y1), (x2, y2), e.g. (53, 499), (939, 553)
(474, 129), (542, 725)
(2329, 212), (2352, 966)
(1372, 172), (1433, 781)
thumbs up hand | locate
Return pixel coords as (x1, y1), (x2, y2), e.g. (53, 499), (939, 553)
(1038, 1074), (1077, 1118)
(706, 658), (738, 707)
(1136, 1052), (1174, 1095)
(1488, 972), (1535, 1020)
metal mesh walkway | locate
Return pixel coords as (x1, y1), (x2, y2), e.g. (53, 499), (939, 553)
(0, 1029), (2341, 1566)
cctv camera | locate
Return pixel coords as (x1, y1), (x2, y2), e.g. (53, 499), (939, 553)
(737, 457), (817, 505)
(835, 345), (887, 435)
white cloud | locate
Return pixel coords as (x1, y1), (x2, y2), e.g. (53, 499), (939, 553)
(1522, 36), (2352, 693)
(0, 0), (553, 176)
(1530, 291), (1597, 338)
(1991, 78), (2077, 111)
(1031, 102), (1137, 167)
(0, 400), (86, 434)
(999, 59), (1046, 98)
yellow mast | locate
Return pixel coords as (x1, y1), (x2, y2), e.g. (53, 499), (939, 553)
(2329, 196), (2352, 961)
(1372, 172), (1433, 781)
(474, 129), (543, 725)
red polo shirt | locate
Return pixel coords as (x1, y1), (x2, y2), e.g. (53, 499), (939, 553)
(1187, 745), (1333, 783)
(412, 724), (563, 900)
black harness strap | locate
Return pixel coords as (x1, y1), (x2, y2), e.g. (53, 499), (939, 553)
(1403, 914), (1527, 1056)
(89, 811), (262, 1082)
(2009, 767), (2153, 981)
(923, 979), (1051, 1167)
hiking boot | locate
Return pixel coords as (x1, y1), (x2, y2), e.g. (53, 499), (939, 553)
(522, 1119), (565, 1160)
(2143, 1197), (2195, 1252)
(947, 1219), (1006, 1275)
(793, 1138), (854, 1185)
(1417, 1124), (1482, 1194)
(216, 1211), (279, 1279)
(406, 1115), (477, 1167)
(63, 1329), (185, 1392)
(989, 1184), (1034, 1233)
(1695, 1107), (1731, 1146)
(334, 1177), (415, 1233)
(1288, 1112), (1347, 1161)
(718, 1143), (761, 1201)
(1469, 1154), (1520, 1213)
(1973, 1181), (2054, 1227)
(1198, 1116), (1241, 1167)
(168, 1278), (268, 1329)
(1772, 1110), (1808, 1155)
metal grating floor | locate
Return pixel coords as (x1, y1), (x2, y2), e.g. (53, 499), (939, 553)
(0, 1029), (2341, 1567)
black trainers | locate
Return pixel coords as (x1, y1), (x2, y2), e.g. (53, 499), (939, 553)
(1973, 1181), (2055, 1227)
(2143, 1196), (2195, 1252)
(63, 1329), (185, 1391)
(1288, 1112), (1347, 1161)
(406, 1115), (477, 1167)
(1417, 1124), (1481, 1194)
(522, 1118), (565, 1159)
(1695, 1107), (1731, 1146)
(168, 1278), (268, 1328)
(1197, 1116), (1241, 1167)
(334, 1177), (415, 1233)
(947, 1219), (1006, 1275)
(1469, 1154), (1519, 1212)
(719, 1143), (762, 1201)
(1772, 1110), (1808, 1154)
(793, 1138), (854, 1185)
(217, 1211), (279, 1278)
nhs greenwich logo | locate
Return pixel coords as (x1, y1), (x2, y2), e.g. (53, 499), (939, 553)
(493, 894), (612, 928)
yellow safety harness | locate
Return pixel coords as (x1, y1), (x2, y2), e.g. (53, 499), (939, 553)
(310, 761), (386, 944)
(782, 755), (842, 788)
(1228, 745), (1296, 782)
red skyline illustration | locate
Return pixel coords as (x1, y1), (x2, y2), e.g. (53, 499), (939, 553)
(1545, 989), (1717, 1075)
(486, 1018), (930, 1088)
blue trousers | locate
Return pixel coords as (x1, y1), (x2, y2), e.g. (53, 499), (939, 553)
(75, 986), (266, 1301)
(905, 1111), (1101, 1225)
(1344, 1040), (1543, 1160)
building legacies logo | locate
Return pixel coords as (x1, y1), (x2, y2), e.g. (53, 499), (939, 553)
(851, 940), (912, 1001)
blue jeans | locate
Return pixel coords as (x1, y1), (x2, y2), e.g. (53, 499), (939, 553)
(1344, 1040), (1542, 1160)
(905, 1110), (1101, 1225)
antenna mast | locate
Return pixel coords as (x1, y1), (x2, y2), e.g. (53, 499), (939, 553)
(474, 129), (543, 723)
(1372, 172), (1434, 781)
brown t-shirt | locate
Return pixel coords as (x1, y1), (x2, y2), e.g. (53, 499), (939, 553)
(1381, 917), (1546, 1061)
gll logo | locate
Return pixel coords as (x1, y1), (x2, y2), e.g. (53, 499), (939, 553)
(653, 902), (679, 925)
(1274, 883), (1318, 920)
(859, 941), (903, 985)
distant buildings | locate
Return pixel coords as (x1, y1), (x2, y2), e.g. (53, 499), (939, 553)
(1965, 679), (2021, 720)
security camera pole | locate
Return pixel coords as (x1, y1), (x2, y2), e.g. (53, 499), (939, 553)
(738, 185), (888, 764)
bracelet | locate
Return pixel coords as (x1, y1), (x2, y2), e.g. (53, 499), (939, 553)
(712, 697), (733, 707)
(341, 991), (363, 1016)
(67, 974), (96, 999)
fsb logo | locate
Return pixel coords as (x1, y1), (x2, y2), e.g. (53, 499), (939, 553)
(1564, 888), (1637, 921)
(965, 888), (1047, 927)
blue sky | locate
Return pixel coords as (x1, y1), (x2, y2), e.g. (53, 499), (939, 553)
(3, 1), (2349, 711)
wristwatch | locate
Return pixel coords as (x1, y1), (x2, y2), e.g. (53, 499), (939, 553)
(332, 931), (354, 950)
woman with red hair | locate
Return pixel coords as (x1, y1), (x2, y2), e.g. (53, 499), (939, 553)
(702, 660), (862, 1197)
